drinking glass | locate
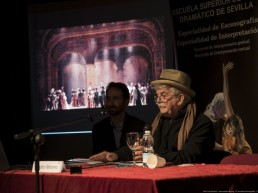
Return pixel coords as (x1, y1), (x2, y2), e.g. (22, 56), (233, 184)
(126, 132), (140, 165)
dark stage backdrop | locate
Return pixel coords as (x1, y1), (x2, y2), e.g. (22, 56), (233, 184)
(169, 0), (258, 153)
(3, 0), (258, 166)
(3, 0), (172, 165)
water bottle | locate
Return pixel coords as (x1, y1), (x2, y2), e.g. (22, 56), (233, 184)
(142, 130), (154, 167)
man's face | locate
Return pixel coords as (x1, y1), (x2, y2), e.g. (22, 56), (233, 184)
(105, 88), (128, 116)
(154, 87), (181, 118)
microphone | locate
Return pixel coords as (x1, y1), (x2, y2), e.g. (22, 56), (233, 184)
(14, 130), (35, 140)
(14, 107), (108, 141)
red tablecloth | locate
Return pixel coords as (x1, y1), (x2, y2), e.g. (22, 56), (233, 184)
(1, 164), (258, 193)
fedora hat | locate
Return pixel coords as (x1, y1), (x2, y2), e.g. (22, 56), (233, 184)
(150, 69), (196, 97)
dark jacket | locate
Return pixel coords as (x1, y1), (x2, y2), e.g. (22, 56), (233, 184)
(153, 109), (215, 165)
(92, 113), (146, 160)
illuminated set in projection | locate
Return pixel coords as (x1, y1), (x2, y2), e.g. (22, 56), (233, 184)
(34, 17), (166, 111)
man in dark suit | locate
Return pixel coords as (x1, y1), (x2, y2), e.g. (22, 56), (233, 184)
(90, 82), (146, 161)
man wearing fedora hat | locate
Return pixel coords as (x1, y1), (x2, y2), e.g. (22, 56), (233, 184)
(134, 68), (215, 165)
(90, 69), (215, 164)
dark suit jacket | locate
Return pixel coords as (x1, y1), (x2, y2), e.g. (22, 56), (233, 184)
(153, 110), (215, 164)
(91, 113), (146, 160)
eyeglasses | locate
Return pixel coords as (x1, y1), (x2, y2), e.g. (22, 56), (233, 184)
(153, 93), (178, 103)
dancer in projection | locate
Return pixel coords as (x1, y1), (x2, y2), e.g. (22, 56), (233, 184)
(222, 62), (252, 154)
(205, 62), (252, 154)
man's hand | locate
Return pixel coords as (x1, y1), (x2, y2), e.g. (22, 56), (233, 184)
(89, 151), (118, 162)
(134, 146), (143, 161)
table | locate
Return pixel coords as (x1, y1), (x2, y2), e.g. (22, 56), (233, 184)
(1, 164), (258, 193)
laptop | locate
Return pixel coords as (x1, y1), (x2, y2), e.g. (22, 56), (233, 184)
(0, 140), (10, 170)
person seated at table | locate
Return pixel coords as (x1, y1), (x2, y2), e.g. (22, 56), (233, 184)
(89, 82), (146, 162)
(90, 69), (215, 164)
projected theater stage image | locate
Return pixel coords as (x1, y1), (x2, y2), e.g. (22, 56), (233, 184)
(28, 0), (174, 132)
(34, 17), (166, 111)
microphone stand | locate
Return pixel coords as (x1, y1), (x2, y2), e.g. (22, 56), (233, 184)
(14, 110), (106, 193)
(32, 133), (44, 193)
